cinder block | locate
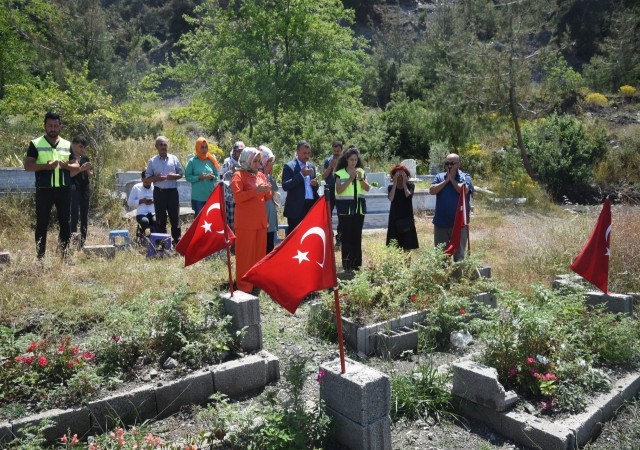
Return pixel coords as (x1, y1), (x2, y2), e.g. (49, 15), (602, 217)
(320, 358), (390, 425)
(257, 351), (280, 383)
(584, 291), (633, 315)
(83, 245), (116, 259)
(453, 397), (574, 450)
(239, 323), (263, 352)
(452, 361), (517, 412)
(0, 252), (10, 265)
(329, 407), (391, 450)
(0, 421), (11, 444)
(89, 385), (157, 432)
(476, 265), (491, 279)
(12, 407), (90, 445)
(212, 354), (267, 398)
(155, 369), (214, 419)
(375, 326), (418, 358)
(221, 291), (261, 328)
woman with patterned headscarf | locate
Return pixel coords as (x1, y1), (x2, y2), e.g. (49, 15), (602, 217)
(231, 147), (272, 293)
(185, 137), (220, 215)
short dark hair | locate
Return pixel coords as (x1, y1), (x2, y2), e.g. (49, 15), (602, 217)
(141, 170), (147, 180)
(331, 140), (343, 149)
(296, 140), (311, 151)
(72, 135), (89, 146)
(44, 112), (61, 124)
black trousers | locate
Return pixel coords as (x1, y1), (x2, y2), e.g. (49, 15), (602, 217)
(338, 214), (364, 272)
(70, 187), (90, 245)
(286, 199), (315, 236)
(35, 187), (71, 258)
(136, 213), (157, 233)
(153, 187), (181, 243)
(266, 231), (275, 254)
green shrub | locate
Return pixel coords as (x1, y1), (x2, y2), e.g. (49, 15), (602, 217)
(595, 124), (640, 186)
(520, 114), (608, 198)
(390, 359), (454, 422)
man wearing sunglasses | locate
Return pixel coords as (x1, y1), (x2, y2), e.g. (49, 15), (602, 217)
(429, 153), (474, 261)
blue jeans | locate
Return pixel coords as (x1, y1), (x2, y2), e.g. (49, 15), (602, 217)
(191, 199), (206, 216)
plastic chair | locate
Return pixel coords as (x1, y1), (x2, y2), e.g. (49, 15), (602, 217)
(147, 233), (171, 258)
(109, 229), (131, 248)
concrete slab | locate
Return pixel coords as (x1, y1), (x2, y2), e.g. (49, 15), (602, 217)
(257, 350), (281, 383)
(212, 354), (267, 398)
(155, 369), (214, 419)
(320, 358), (390, 425)
(584, 291), (633, 315)
(239, 323), (263, 352)
(12, 407), (91, 445)
(89, 385), (157, 432)
(452, 361), (517, 412)
(83, 245), (116, 259)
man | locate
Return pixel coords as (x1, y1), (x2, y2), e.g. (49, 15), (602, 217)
(144, 136), (184, 246)
(282, 140), (319, 235)
(24, 112), (79, 259)
(128, 171), (157, 237)
(429, 153), (473, 262)
(322, 140), (343, 246)
(69, 135), (93, 249)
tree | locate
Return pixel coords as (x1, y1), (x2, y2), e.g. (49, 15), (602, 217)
(173, 0), (367, 140)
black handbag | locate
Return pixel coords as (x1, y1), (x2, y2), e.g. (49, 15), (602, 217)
(395, 217), (414, 233)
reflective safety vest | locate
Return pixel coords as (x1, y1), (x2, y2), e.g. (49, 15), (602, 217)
(31, 136), (72, 188)
(335, 168), (367, 215)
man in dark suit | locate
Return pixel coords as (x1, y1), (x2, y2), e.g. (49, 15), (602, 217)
(282, 140), (319, 235)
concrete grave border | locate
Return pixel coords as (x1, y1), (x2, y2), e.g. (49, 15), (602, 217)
(451, 360), (640, 450)
(2, 351), (279, 446)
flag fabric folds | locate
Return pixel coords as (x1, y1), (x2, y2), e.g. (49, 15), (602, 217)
(570, 198), (612, 294)
(444, 185), (468, 256)
(175, 183), (235, 267)
(242, 198), (336, 314)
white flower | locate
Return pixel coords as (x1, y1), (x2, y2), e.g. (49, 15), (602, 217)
(578, 358), (586, 367)
(536, 354), (549, 365)
(560, 343), (566, 351)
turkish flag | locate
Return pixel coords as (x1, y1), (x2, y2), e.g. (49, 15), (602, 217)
(176, 183), (236, 267)
(444, 185), (468, 256)
(570, 199), (612, 294)
(242, 198), (337, 314)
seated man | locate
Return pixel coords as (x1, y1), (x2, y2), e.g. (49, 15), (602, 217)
(128, 171), (157, 237)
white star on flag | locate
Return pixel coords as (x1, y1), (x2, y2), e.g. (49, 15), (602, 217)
(201, 220), (212, 233)
(292, 250), (310, 264)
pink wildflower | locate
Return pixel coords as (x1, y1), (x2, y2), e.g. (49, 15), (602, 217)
(58, 344), (65, 352)
(82, 351), (95, 361)
(26, 342), (37, 352)
(527, 357), (535, 365)
(146, 433), (155, 444)
(71, 434), (79, 444)
(72, 346), (80, 355)
(68, 360), (75, 368)
(155, 436), (165, 446)
(508, 368), (517, 377)
(60, 434), (68, 443)
(460, 308), (466, 315)
(38, 356), (47, 367)
(316, 369), (326, 383)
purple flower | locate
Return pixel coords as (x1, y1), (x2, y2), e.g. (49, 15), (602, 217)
(316, 369), (326, 383)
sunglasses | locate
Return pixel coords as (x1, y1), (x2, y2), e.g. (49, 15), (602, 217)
(444, 161), (457, 166)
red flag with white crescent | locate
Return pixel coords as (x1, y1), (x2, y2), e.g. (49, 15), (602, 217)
(444, 185), (468, 256)
(242, 198), (336, 314)
(570, 198), (611, 294)
(175, 183), (235, 267)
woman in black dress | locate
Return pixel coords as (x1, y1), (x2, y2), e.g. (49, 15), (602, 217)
(386, 164), (419, 250)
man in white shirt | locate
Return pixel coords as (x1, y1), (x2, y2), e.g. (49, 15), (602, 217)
(128, 171), (157, 235)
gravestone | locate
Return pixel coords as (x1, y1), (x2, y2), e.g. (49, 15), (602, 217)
(400, 159), (417, 178)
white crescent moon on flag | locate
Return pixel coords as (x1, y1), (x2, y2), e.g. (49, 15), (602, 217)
(605, 224), (612, 256)
(300, 226), (327, 268)
(206, 202), (225, 234)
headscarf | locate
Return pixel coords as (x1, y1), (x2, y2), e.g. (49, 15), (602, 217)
(257, 145), (275, 172)
(237, 147), (261, 174)
(195, 137), (221, 170)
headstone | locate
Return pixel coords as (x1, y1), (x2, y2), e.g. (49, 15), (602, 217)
(366, 172), (387, 189)
(400, 159), (417, 178)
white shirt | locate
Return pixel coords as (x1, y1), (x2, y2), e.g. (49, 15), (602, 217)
(128, 182), (155, 216)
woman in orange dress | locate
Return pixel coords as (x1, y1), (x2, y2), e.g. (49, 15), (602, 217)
(231, 147), (272, 293)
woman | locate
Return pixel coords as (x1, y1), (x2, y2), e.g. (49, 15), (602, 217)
(334, 146), (370, 272)
(258, 145), (279, 253)
(231, 147), (272, 293)
(69, 135), (93, 248)
(185, 137), (220, 215)
(386, 164), (419, 250)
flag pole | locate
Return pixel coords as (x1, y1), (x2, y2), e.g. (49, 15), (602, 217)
(327, 197), (346, 374)
(220, 182), (235, 297)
